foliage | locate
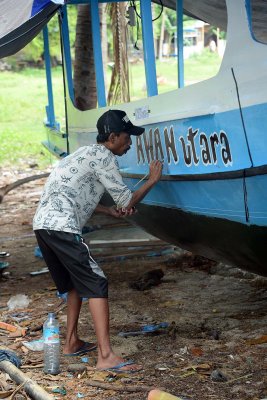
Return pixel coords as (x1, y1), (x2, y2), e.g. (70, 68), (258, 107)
(4, 6), (78, 65)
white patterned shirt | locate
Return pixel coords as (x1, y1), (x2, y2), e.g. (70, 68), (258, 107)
(33, 145), (132, 234)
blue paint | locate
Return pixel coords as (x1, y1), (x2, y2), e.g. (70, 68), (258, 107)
(245, 0), (254, 40)
(61, 5), (74, 102)
(91, 0), (106, 107)
(124, 177), (247, 224)
(240, 102), (267, 166)
(176, 0), (184, 88)
(69, 0), (128, 4)
(31, 0), (51, 16)
(246, 174), (267, 225)
(140, 1), (158, 97)
(43, 25), (59, 129)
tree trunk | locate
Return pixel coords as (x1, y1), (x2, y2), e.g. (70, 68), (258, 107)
(73, 4), (97, 111)
(107, 2), (130, 105)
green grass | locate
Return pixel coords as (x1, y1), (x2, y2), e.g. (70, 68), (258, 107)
(0, 50), (221, 169)
(0, 67), (65, 169)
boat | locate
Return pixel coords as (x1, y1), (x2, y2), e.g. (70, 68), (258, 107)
(1, 0), (267, 276)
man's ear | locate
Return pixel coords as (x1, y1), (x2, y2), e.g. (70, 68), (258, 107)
(108, 132), (116, 143)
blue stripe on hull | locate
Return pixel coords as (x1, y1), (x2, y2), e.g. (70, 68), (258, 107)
(124, 173), (267, 227)
(246, 174), (267, 225)
(242, 102), (267, 167)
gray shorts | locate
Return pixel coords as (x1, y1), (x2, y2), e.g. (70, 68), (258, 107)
(34, 229), (108, 298)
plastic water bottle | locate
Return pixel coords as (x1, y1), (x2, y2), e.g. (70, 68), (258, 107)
(43, 312), (60, 375)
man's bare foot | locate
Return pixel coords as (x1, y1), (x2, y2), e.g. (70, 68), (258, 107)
(96, 352), (142, 372)
(63, 339), (96, 356)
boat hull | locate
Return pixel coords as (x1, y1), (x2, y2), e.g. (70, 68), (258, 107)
(132, 203), (267, 276)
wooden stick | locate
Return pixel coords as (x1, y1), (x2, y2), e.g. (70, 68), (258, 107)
(0, 360), (54, 400)
(87, 379), (154, 392)
(226, 373), (253, 384)
(89, 240), (165, 249)
(0, 173), (49, 204)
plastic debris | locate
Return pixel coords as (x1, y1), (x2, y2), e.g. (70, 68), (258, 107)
(34, 246), (43, 258)
(22, 338), (44, 351)
(0, 251), (10, 257)
(0, 261), (9, 270)
(57, 291), (68, 302)
(7, 294), (30, 310)
(30, 267), (49, 276)
(77, 393), (85, 398)
(81, 357), (89, 363)
(10, 312), (30, 322)
(118, 322), (169, 337)
(52, 387), (67, 395)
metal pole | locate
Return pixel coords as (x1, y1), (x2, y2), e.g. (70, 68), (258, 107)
(140, 0), (158, 97)
(61, 5), (74, 102)
(91, 0), (107, 107)
(176, 0), (184, 88)
(43, 25), (56, 128)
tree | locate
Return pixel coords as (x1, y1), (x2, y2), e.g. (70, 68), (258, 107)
(73, 4), (97, 111)
(107, 2), (130, 105)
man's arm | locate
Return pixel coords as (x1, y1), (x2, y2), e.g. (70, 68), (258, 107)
(95, 204), (123, 218)
(125, 160), (162, 210)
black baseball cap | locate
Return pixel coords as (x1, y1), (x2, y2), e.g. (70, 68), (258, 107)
(97, 109), (145, 136)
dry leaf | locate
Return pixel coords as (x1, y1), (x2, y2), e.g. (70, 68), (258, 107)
(43, 375), (61, 381)
(21, 346), (29, 354)
(195, 363), (211, 371)
(246, 335), (267, 345)
(191, 347), (203, 357)
(21, 363), (43, 369)
(91, 371), (113, 382)
(0, 391), (14, 399)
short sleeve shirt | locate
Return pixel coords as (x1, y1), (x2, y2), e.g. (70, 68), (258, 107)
(33, 145), (132, 234)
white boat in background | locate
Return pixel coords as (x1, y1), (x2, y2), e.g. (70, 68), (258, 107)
(1, 0), (267, 275)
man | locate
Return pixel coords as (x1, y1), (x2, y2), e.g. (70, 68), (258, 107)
(33, 109), (162, 372)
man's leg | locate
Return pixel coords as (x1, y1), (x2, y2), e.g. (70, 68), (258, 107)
(89, 297), (141, 371)
(63, 288), (82, 354)
(63, 288), (96, 355)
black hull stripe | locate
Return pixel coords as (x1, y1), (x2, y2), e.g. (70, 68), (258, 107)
(133, 203), (267, 277)
(121, 164), (267, 182)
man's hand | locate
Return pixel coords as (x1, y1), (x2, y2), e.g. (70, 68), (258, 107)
(108, 206), (123, 218)
(148, 160), (163, 184)
(117, 206), (137, 217)
(107, 205), (136, 218)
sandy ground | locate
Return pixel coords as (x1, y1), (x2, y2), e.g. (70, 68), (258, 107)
(0, 168), (267, 400)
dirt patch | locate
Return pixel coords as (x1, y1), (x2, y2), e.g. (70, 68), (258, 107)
(0, 169), (267, 400)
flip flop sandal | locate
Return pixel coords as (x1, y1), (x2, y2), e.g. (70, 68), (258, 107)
(101, 360), (143, 373)
(64, 341), (97, 357)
